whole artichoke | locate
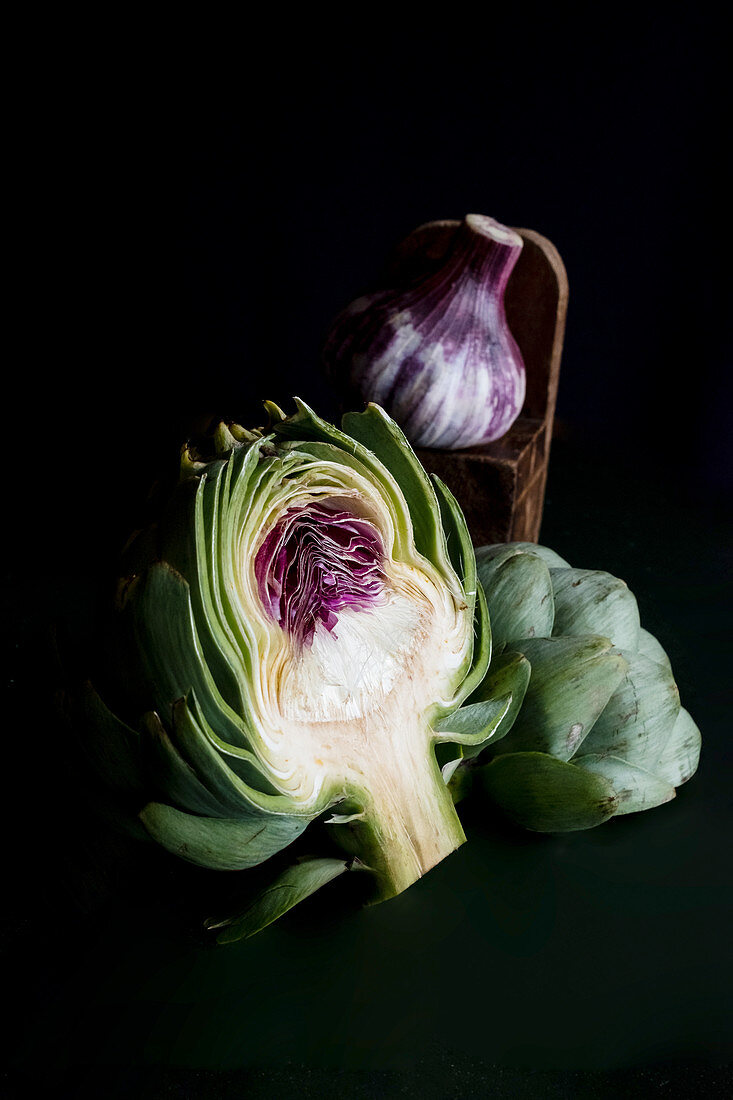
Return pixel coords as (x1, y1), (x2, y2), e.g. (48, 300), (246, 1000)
(459, 543), (702, 831)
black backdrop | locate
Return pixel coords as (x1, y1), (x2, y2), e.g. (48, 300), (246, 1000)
(18, 10), (730, 572)
(6, 11), (732, 1097)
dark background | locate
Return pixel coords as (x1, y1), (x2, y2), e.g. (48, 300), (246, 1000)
(5, 11), (732, 1097)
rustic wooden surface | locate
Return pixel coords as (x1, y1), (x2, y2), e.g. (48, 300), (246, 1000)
(385, 219), (568, 547)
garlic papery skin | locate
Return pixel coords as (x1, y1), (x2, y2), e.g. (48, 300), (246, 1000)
(323, 214), (526, 450)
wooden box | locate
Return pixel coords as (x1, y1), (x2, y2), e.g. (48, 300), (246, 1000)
(385, 221), (568, 547)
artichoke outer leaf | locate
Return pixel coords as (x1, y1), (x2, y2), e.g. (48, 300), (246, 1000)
(549, 568), (641, 654)
(511, 542), (572, 569)
(476, 549), (555, 650)
(169, 696), (308, 814)
(578, 649), (680, 770)
(654, 707), (702, 788)
(139, 801), (310, 872)
(434, 694), (512, 746)
(208, 856), (353, 944)
(458, 650), (532, 759)
(141, 710), (234, 819)
(160, 466), (247, 718)
(75, 682), (144, 799)
(573, 753), (676, 816)
(637, 628), (672, 672)
(341, 402), (448, 572)
(457, 578), (492, 709)
(430, 474), (491, 707)
(430, 474), (476, 595)
(127, 560), (250, 751)
(478, 751), (619, 832)
(495, 636), (629, 761)
(476, 542), (570, 571)
(447, 759), (475, 804)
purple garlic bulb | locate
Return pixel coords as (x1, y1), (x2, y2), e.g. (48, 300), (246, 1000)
(323, 214), (527, 449)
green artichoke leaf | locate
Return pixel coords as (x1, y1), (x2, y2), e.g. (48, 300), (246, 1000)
(128, 563), (306, 810)
(127, 560), (252, 751)
(447, 757), (475, 804)
(573, 753), (676, 815)
(511, 542), (572, 569)
(478, 751), (619, 832)
(654, 707), (702, 788)
(456, 650), (532, 759)
(475, 547), (555, 650)
(434, 695), (512, 746)
(477, 542), (571, 571)
(549, 568), (641, 654)
(207, 856), (353, 944)
(159, 466), (248, 717)
(494, 635), (629, 761)
(430, 474), (490, 707)
(637, 627), (672, 671)
(168, 696), (309, 816)
(430, 475), (476, 594)
(141, 710), (234, 818)
(139, 801), (310, 872)
(75, 681), (144, 800)
(578, 649), (680, 770)
(341, 402), (449, 574)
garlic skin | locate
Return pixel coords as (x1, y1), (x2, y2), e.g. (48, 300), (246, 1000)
(323, 214), (526, 450)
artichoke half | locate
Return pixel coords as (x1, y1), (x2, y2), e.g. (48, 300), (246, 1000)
(80, 399), (520, 936)
(78, 401), (700, 940)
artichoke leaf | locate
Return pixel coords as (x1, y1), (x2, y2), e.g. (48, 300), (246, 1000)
(476, 549), (555, 649)
(579, 649), (680, 770)
(128, 560), (252, 751)
(141, 710), (234, 818)
(437, 650), (531, 759)
(139, 801), (310, 872)
(74, 681), (144, 799)
(573, 753), (676, 815)
(495, 636), (629, 761)
(170, 696), (307, 814)
(207, 856), (353, 944)
(434, 694), (512, 746)
(549, 568), (641, 654)
(509, 542), (571, 569)
(654, 707), (702, 788)
(460, 650), (532, 758)
(447, 758), (475, 804)
(431, 474), (477, 597)
(478, 751), (619, 832)
(341, 402), (448, 572)
(431, 475), (491, 706)
(476, 542), (570, 571)
(441, 753), (464, 785)
(160, 466), (247, 717)
(637, 628), (672, 671)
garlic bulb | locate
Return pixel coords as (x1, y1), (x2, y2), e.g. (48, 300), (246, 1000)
(323, 214), (526, 449)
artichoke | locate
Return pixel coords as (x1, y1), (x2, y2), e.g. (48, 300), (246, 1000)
(76, 401), (700, 940)
(78, 399), (518, 937)
(460, 543), (702, 831)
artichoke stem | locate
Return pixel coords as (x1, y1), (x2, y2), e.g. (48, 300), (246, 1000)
(335, 741), (466, 901)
